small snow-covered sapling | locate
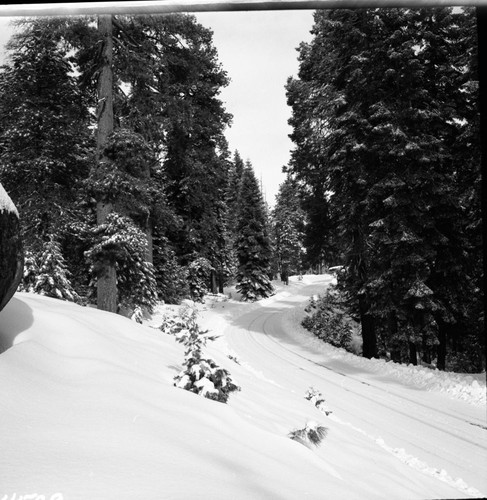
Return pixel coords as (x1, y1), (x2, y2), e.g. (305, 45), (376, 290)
(131, 305), (143, 324)
(289, 421), (328, 448)
(305, 387), (333, 415)
(170, 308), (240, 403)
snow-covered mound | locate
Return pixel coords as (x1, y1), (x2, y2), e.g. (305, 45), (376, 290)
(283, 308), (486, 408)
(284, 274), (486, 407)
(0, 291), (484, 499)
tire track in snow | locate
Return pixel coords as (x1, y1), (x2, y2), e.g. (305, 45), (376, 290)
(260, 310), (487, 441)
(230, 307), (486, 496)
(244, 312), (482, 450)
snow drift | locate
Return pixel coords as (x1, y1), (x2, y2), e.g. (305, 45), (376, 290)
(0, 285), (484, 499)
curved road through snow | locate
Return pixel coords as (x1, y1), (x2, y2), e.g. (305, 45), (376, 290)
(221, 276), (487, 497)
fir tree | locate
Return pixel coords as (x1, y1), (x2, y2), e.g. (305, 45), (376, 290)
(235, 163), (275, 301)
(286, 7), (481, 368)
(169, 308), (240, 403)
(85, 213), (158, 313)
(272, 174), (306, 277)
(18, 250), (39, 293)
(34, 236), (79, 302)
(0, 19), (92, 253)
(187, 257), (214, 302)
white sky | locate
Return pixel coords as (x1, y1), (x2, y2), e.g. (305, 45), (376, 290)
(0, 9), (314, 205)
(195, 11), (314, 205)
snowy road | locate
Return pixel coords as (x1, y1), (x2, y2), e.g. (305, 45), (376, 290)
(213, 276), (487, 497)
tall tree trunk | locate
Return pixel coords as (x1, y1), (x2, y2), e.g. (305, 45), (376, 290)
(359, 295), (377, 359)
(210, 269), (217, 294)
(95, 14), (117, 312)
(408, 341), (418, 366)
(218, 270), (224, 294)
(436, 317), (447, 371)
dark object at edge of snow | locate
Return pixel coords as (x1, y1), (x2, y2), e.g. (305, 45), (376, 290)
(0, 186), (23, 312)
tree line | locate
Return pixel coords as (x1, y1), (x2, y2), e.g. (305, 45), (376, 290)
(285, 7), (484, 372)
(0, 9), (483, 373)
(0, 14), (278, 312)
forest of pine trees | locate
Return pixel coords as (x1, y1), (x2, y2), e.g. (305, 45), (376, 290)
(0, 14), (274, 310)
(286, 7), (484, 372)
(0, 8), (483, 374)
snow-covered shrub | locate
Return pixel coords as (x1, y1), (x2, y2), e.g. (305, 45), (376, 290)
(304, 387), (332, 416)
(289, 421), (328, 448)
(33, 236), (79, 302)
(168, 308), (240, 403)
(187, 257), (214, 302)
(85, 213), (158, 312)
(302, 286), (355, 352)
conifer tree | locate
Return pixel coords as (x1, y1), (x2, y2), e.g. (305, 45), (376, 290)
(235, 163), (274, 301)
(0, 19), (92, 253)
(224, 151), (246, 283)
(273, 174), (306, 277)
(287, 7), (481, 367)
(18, 250), (39, 293)
(34, 236), (79, 302)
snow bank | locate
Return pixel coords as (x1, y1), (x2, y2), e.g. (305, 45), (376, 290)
(282, 286), (486, 407)
(0, 287), (483, 499)
(0, 183), (18, 217)
(0, 294), (341, 499)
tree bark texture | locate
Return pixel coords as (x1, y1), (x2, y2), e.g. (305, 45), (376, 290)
(96, 14), (117, 313)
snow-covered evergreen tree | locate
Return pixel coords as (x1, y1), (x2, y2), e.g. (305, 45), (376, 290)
(187, 257), (214, 303)
(153, 237), (189, 304)
(85, 213), (158, 312)
(235, 163), (275, 301)
(287, 7), (482, 369)
(34, 237), (79, 302)
(18, 250), (39, 293)
(0, 20), (92, 253)
(170, 308), (240, 403)
(289, 421), (328, 448)
(272, 174), (306, 276)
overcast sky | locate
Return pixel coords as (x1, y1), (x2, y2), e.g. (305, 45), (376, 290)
(0, 8), (315, 205)
(195, 10), (314, 205)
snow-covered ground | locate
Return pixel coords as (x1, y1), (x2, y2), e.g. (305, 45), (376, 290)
(0, 275), (485, 499)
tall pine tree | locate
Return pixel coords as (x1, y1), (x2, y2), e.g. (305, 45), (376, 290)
(0, 19), (92, 253)
(235, 163), (274, 301)
(287, 7), (482, 368)
(272, 174), (306, 277)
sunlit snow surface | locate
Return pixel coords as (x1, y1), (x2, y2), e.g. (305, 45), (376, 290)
(0, 276), (485, 500)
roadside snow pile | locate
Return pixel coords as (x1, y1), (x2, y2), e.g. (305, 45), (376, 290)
(363, 358), (486, 407)
(324, 345), (486, 407)
(284, 297), (486, 407)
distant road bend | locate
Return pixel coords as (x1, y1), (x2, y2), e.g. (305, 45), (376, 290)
(224, 277), (487, 495)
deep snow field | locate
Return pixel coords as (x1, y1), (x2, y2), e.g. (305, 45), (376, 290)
(0, 274), (485, 500)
